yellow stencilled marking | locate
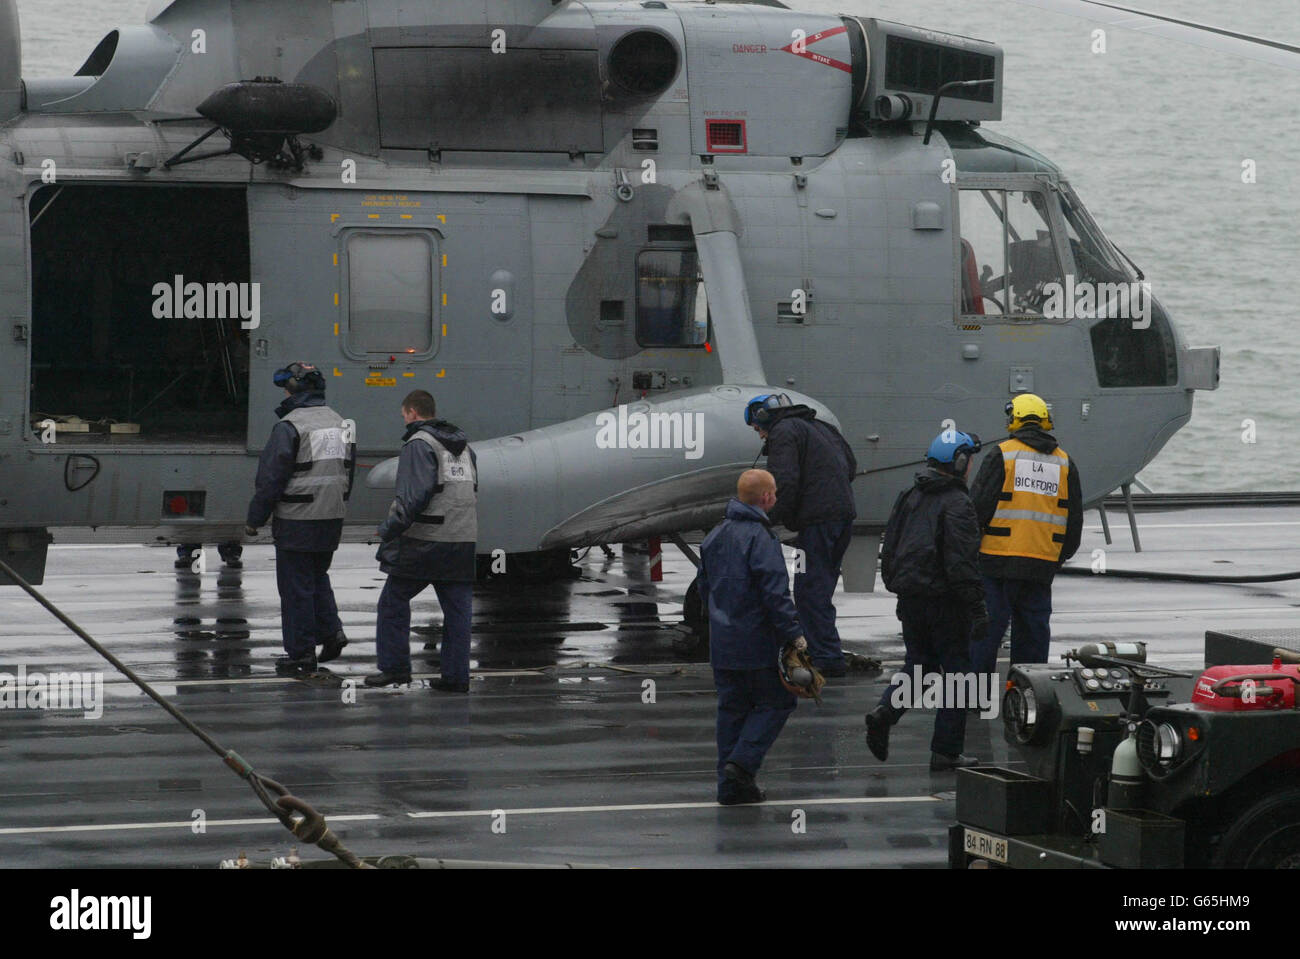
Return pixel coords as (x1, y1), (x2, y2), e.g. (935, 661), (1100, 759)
(333, 322), (339, 336)
(333, 253), (338, 266)
(333, 367), (342, 377)
(401, 214), (413, 220)
(437, 214), (446, 223)
(436, 369), (446, 378)
(368, 213), (380, 219)
(442, 293), (447, 306)
(442, 254), (447, 267)
(330, 213), (340, 223)
(442, 324), (447, 336)
(334, 293), (340, 306)
(365, 375), (398, 387)
(403, 371), (415, 378)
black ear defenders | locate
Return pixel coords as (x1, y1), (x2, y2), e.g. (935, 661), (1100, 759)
(747, 393), (792, 429)
(951, 433), (982, 476)
(274, 362), (324, 393)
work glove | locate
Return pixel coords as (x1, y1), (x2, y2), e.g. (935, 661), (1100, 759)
(243, 525), (259, 538)
(779, 639), (825, 703)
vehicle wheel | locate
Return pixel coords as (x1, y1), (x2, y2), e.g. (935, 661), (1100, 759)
(673, 577), (710, 660)
(683, 577), (707, 637)
(1214, 785), (1300, 868)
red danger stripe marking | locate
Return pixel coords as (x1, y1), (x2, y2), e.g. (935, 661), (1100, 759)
(780, 24), (851, 73)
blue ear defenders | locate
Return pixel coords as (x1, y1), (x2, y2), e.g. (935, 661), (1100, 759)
(745, 393), (792, 428)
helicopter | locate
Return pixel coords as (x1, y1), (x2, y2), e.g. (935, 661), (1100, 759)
(0, 0), (1220, 591)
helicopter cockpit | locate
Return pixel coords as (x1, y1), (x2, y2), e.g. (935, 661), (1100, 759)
(948, 128), (1179, 391)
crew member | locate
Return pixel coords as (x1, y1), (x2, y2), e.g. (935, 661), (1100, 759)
(699, 469), (807, 804)
(865, 430), (988, 771)
(368, 390), (477, 691)
(969, 393), (1083, 675)
(745, 394), (857, 677)
(245, 362), (354, 674)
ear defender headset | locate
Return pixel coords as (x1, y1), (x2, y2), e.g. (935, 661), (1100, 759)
(274, 362), (325, 394)
(744, 393), (793, 429)
(926, 430), (982, 475)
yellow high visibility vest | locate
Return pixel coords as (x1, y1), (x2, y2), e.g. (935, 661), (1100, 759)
(980, 438), (1070, 563)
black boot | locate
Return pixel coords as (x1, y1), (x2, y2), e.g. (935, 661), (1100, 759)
(318, 629), (348, 663)
(364, 670), (412, 687)
(864, 705), (891, 762)
(930, 752), (980, 772)
(274, 653), (318, 677)
(430, 677), (469, 693)
(719, 761), (766, 804)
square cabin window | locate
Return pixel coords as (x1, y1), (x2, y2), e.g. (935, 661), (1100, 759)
(636, 249), (709, 347)
(345, 231), (438, 356)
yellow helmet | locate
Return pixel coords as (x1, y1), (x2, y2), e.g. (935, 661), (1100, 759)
(1005, 393), (1052, 432)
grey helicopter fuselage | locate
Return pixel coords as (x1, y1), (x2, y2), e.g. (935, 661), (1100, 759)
(0, 0), (1217, 584)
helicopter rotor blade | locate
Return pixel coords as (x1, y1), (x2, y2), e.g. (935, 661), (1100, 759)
(1004, 0), (1300, 72)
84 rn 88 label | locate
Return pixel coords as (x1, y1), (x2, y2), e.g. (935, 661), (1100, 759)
(964, 828), (1008, 863)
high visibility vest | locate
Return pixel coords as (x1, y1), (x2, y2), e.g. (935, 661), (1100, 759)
(274, 405), (352, 521)
(980, 438), (1070, 563)
(401, 431), (478, 544)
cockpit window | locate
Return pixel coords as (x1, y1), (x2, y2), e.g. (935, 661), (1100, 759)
(1056, 186), (1178, 387)
(959, 189), (1064, 317)
(1058, 185), (1130, 286)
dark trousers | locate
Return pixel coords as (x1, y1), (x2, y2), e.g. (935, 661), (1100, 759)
(971, 576), (1053, 675)
(376, 576), (472, 682)
(794, 519), (853, 668)
(275, 548), (341, 658)
(876, 595), (971, 757)
(713, 666), (796, 798)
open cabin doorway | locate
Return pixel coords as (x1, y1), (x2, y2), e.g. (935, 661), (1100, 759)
(28, 184), (250, 445)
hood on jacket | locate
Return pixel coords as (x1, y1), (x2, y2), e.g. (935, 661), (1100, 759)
(404, 418), (469, 456)
(766, 404), (816, 428)
(1010, 425), (1059, 454)
(913, 467), (968, 494)
(274, 390), (326, 419)
(724, 497), (772, 525)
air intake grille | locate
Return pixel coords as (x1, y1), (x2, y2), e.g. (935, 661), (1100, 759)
(705, 119), (746, 153)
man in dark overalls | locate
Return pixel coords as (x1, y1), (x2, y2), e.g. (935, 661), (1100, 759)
(745, 393), (857, 678)
(367, 390), (477, 691)
(245, 362), (354, 675)
(699, 469), (807, 804)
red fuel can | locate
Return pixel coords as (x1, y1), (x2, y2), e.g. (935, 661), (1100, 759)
(1191, 659), (1300, 711)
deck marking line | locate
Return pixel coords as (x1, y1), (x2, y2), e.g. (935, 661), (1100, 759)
(407, 796), (939, 818)
(0, 814), (381, 836)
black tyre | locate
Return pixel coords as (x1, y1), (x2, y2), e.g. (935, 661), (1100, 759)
(1214, 785), (1300, 868)
(673, 576), (710, 660)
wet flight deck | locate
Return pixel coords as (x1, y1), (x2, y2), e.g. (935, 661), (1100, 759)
(2, 504), (1298, 868)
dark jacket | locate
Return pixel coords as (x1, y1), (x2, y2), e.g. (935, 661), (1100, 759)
(246, 391), (352, 553)
(969, 425), (1083, 583)
(880, 468), (986, 617)
(375, 419), (477, 582)
(762, 406), (858, 531)
(698, 498), (804, 670)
